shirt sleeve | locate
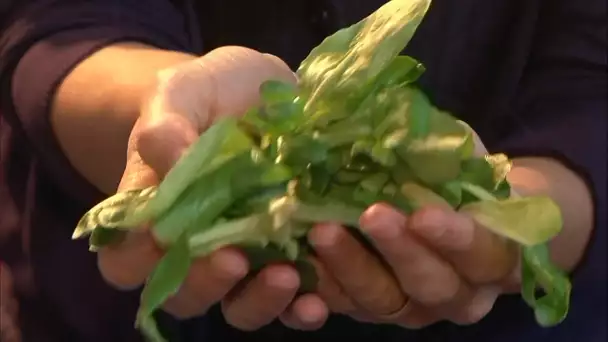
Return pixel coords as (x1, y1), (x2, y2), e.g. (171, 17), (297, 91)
(492, 0), (606, 305)
(0, 0), (194, 205)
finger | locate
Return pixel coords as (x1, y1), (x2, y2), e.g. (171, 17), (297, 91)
(97, 226), (162, 289)
(449, 286), (500, 325)
(279, 294), (329, 331)
(136, 111), (199, 178)
(162, 247), (248, 318)
(308, 223), (406, 316)
(359, 204), (463, 308)
(222, 264), (299, 331)
(408, 206), (519, 284)
(308, 251), (439, 329)
(308, 257), (357, 314)
(97, 118), (168, 289)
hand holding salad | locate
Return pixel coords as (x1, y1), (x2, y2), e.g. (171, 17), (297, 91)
(305, 152), (520, 328)
(96, 46), (328, 331)
(75, 1), (571, 341)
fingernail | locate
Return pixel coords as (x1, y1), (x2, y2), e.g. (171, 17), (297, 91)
(308, 223), (342, 249)
(266, 266), (299, 290)
(360, 204), (404, 239)
(296, 296), (328, 324)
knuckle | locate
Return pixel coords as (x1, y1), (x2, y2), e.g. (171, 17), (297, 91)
(463, 266), (503, 285)
(414, 273), (460, 307)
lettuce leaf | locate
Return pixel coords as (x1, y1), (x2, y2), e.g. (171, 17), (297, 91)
(73, 0), (571, 340)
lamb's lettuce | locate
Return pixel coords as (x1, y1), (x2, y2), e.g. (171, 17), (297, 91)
(73, 0), (571, 340)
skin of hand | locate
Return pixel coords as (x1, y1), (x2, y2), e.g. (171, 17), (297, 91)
(281, 131), (593, 329)
(96, 47), (330, 331)
(94, 46), (593, 331)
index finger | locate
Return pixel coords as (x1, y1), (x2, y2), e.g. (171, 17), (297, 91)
(97, 139), (164, 289)
(407, 206), (519, 285)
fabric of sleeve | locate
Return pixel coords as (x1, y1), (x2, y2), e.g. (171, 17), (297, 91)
(0, 0), (194, 205)
(492, 0), (607, 319)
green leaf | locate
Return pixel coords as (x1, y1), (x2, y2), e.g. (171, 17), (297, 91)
(134, 118), (254, 227)
(137, 235), (191, 342)
(239, 244), (319, 293)
(188, 214), (274, 257)
(373, 56), (426, 88)
(400, 182), (452, 210)
(459, 158), (496, 190)
(399, 109), (470, 185)
(521, 244), (571, 326)
(360, 173), (390, 194)
(260, 80), (298, 104)
(316, 122), (373, 147)
(153, 153), (292, 245)
(88, 228), (126, 251)
(273, 196), (364, 228)
(434, 181), (463, 207)
(73, 187), (157, 240)
(137, 314), (167, 342)
(406, 88), (432, 139)
(76, 0), (572, 334)
(152, 166), (236, 245)
(459, 196), (563, 246)
(297, 0), (431, 114)
(276, 135), (329, 169)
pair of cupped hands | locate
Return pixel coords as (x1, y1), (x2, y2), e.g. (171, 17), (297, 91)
(99, 47), (520, 331)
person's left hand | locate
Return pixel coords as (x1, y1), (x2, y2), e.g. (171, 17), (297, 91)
(297, 203), (521, 328)
(279, 130), (521, 329)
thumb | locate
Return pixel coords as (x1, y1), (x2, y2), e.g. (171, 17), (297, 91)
(134, 46), (295, 178)
(98, 110), (198, 289)
(97, 113), (198, 290)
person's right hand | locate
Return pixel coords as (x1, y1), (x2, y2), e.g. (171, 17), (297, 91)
(96, 46), (329, 331)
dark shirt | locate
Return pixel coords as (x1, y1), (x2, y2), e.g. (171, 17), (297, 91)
(0, 0), (606, 341)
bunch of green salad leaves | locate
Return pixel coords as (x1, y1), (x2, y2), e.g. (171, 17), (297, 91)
(73, 0), (571, 341)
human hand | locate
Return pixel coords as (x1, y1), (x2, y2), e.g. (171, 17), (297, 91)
(303, 133), (521, 328)
(96, 47), (328, 331)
